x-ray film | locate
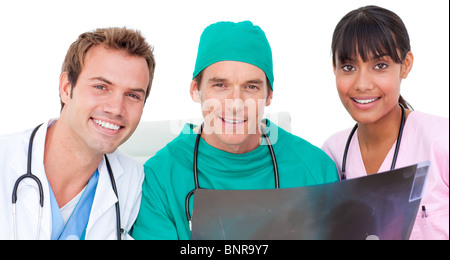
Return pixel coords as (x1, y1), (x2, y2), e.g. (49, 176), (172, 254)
(191, 161), (429, 240)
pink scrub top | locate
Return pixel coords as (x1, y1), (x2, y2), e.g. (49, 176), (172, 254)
(322, 111), (449, 240)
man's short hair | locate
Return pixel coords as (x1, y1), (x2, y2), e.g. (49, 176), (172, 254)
(60, 27), (155, 109)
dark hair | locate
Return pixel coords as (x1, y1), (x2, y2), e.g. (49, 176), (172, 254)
(331, 5), (413, 110)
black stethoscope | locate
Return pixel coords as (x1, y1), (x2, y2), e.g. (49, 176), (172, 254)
(11, 123), (122, 240)
(341, 103), (406, 180)
(185, 120), (280, 229)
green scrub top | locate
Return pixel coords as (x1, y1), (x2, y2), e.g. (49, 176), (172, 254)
(132, 120), (339, 239)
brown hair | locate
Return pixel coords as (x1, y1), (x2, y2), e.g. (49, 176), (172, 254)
(60, 27), (155, 109)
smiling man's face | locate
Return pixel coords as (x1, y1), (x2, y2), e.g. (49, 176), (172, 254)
(59, 44), (149, 154)
(190, 60), (272, 154)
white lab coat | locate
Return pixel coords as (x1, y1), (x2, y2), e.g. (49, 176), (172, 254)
(0, 119), (144, 240)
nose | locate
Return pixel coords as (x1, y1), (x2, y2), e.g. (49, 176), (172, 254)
(225, 85), (245, 113)
(354, 68), (374, 92)
(103, 92), (125, 117)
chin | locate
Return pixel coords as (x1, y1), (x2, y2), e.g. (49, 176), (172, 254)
(218, 131), (259, 148)
(90, 142), (120, 155)
(103, 147), (119, 155)
(218, 134), (248, 145)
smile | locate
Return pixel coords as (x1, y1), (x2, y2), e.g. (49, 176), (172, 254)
(93, 119), (121, 130)
(352, 97), (380, 104)
(222, 118), (245, 124)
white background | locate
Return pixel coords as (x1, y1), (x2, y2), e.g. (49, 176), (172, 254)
(0, 0), (448, 147)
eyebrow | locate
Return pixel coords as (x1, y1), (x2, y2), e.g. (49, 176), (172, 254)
(343, 53), (390, 62)
(207, 77), (264, 85)
(245, 79), (264, 85)
(207, 77), (228, 84)
(89, 76), (146, 94)
(89, 76), (113, 85)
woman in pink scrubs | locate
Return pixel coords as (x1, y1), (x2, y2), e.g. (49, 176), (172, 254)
(322, 5), (449, 240)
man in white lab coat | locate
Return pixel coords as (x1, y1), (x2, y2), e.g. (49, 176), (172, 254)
(0, 27), (155, 239)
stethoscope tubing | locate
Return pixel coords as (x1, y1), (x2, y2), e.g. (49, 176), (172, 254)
(12, 123), (44, 207)
(11, 123), (122, 240)
(185, 121), (279, 224)
(104, 155), (122, 240)
(341, 103), (406, 180)
(11, 123), (44, 240)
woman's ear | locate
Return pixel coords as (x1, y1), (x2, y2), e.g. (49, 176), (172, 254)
(401, 51), (414, 79)
(190, 79), (201, 103)
(332, 59), (338, 76)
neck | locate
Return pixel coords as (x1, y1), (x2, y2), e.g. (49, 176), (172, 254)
(356, 105), (410, 174)
(44, 120), (103, 207)
(358, 105), (406, 148)
(201, 132), (262, 154)
(197, 123), (265, 154)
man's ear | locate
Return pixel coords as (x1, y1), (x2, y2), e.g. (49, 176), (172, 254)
(190, 79), (201, 103)
(59, 72), (72, 105)
(265, 88), (273, 106)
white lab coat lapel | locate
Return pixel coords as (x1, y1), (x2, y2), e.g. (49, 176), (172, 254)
(85, 153), (124, 239)
(9, 123), (52, 239)
(5, 120), (130, 240)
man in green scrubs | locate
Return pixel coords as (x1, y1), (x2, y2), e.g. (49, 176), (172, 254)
(132, 21), (338, 239)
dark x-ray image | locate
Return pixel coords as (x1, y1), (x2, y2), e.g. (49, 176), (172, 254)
(191, 162), (429, 240)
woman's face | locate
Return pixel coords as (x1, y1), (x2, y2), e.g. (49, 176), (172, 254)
(333, 51), (413, 125)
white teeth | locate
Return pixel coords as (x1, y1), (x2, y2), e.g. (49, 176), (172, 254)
(353, 98), (379, 104)
(93, 119), (121, 130)
(223, 118), (245, 124)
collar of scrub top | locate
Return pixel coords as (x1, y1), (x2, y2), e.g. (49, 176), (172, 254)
(49, 169), (99, 240)
(185, 119), (280, 230)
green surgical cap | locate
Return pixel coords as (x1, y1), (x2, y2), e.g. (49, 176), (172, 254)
(192, 21), (274, 90)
